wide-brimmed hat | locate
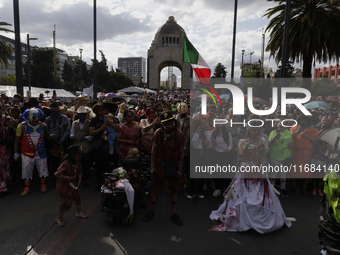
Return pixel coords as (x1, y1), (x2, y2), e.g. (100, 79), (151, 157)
(160, 111), (174, 123)
(76, 106), (89, 114)
(50, 102), (60, 111)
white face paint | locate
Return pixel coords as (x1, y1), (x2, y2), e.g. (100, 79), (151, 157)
(28, 108), (39, 124)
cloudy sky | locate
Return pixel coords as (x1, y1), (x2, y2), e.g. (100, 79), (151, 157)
(0, 0), (327, 87)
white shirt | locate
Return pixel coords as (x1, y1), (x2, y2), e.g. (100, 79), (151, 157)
(212, 132), (233, 153)
(70, 120), (93, 141)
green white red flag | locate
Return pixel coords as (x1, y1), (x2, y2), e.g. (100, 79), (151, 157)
(183, 34), (211, 84)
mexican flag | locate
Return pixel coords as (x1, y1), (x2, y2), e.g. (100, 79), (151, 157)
(183, 34), (211, 84)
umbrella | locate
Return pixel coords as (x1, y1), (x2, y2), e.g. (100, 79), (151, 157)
(326, 110), (333, 114)
(220, 94), (229, 99)
(130, 94), (139, 98)
(304, 101), (328, 109)
(127, 98), (139, 106)
(105, 92), (118, 98)
(253, 98), (266, 103)
(116, 92), (128, 97)
(109, 97), (126, 103)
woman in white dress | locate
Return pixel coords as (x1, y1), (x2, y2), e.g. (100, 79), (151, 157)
(209, 126), (292, 233)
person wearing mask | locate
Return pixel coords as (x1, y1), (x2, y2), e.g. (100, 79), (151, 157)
(54, 144), (88, 227)
(140, 107), (161, 194)
(70, 106), (93, 186)
(14, 108), (55, 196)
(45, 102), (71, 177)
(143, 111), (185, 226)
(89, 104), (109, 191)
(175, 103), (191, 195)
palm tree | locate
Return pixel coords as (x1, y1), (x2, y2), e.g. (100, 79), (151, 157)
(0, 21), (14, 68)
(264, 0), (340, 90)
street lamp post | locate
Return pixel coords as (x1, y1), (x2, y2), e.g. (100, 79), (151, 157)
(241, 50), (245, 77)
(79, 48), (83, 95)
(27, 34), (37, 92)
(72, 59), (75, 95)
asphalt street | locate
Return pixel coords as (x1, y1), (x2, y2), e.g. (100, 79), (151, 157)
(0, 175), (322, 255)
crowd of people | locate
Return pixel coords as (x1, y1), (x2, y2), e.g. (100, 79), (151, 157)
(0, 90), (339, 232)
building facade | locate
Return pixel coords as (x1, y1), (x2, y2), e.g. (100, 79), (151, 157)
(314, 65), (340, 85)
(117, 57), (146, 86)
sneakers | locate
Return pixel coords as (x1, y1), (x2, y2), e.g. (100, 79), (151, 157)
(318, 190), (323, 197)
(21, 180), (31, 197)
(143, 209), (155, 222)
(171, 212), (183, 226)
(21, 187), (31, 197)
(197, 192), (204, 199)
(213, 189), (221, 197)
(75, 212), (88, 219)
(186, 193), (196, 199)
(312, 189), (316, 196)
(281, 189), (288, 198)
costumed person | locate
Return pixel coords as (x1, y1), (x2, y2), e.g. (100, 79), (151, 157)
(209, 125), (292, 233)
(0, 115), (16, 197)
(143, 111), (185, 226)
(290, 115), (318, 195)
(54, 144), (88, 227)
(70, 106), (93, 186)
(14, 108), (54, 196)
(140, 107), (160, 194)
(175, 103), (191, 195)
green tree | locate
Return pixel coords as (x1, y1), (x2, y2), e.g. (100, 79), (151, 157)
(311, 79), (340, 98)
(0, 73), (16, 85)
(211, 62), (227, 78)
(264, 0), (340, 90)
(0, 22), (14, 68)
(28, 48), (54, 87)
(274, 62), (295, 78)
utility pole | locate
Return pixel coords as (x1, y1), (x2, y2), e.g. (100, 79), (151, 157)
(53, 25), (57, 82)
(93, 0), (97, 99)
(13, 0), (23, 95)
(230, 0), (238, 84)
(261, 29), (265, 78)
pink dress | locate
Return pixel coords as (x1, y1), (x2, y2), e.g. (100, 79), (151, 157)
(116, 122), (140, 161)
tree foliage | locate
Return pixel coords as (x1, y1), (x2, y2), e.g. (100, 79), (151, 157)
(264, 0), (340, 90)
(0, 22), (14, 68)
(211, 62), (227, 78)
(28, 48), (54, 87)
(0, 73), (16, 85)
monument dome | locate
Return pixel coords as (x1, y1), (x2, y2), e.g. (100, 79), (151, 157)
(158, 16), (185, 34)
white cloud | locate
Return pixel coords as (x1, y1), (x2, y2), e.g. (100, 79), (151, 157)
(1, 0), (327, 88)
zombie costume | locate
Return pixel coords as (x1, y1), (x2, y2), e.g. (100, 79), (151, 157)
(0, 115), (15, 195)
(116, 122), (140, 162)
(15, 108), (50, 196)
(150, 128), (185, 213)
(54, 144), (88, 227)
(209, 138), (292, 233)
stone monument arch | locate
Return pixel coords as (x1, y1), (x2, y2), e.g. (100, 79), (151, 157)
(147, 16), (192, 90)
